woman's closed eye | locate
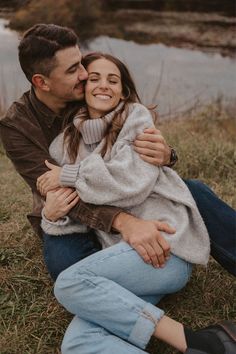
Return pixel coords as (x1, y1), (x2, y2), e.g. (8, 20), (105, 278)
(88, 75), (120, 85)
(109, 79), (119, 84)
(88, 78), (118, 84)
(88, 75), (100, 82)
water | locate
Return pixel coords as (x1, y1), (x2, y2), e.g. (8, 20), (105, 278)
(1, 18), (236, 117)
(0, 18), (29, 108)
(82, 37), (236, 117)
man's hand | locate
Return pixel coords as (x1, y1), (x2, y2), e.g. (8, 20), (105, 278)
(37, 160), (62, 196)
(43, 187), (80, 222)
(113, 213), (175, 268)
(133, 127), (171, 166)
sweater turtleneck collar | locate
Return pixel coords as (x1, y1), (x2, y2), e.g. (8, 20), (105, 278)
(73, 102), (124, 145)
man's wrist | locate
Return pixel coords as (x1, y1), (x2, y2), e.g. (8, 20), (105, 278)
(112, 212), (135, 233)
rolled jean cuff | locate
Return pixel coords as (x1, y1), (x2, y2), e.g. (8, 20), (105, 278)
(128, 303), (164, 349)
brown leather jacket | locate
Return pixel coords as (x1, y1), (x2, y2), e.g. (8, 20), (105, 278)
(0, 88), (122, 237)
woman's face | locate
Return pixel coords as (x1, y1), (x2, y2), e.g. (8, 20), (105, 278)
(85, 58), (124, 118)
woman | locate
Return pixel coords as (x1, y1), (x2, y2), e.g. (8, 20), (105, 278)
(38, 53), (235, 354)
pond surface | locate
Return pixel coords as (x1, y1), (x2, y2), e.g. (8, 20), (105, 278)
(1, 18), (236, 117)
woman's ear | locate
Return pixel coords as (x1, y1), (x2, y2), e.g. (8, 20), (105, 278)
(122, 87), (130, 100)
(32, 74), (50, 92)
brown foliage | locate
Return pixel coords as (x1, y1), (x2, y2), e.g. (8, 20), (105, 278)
(10, 0), (102, 38)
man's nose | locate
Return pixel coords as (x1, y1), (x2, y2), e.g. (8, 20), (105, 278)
(78, 64), (88, 81)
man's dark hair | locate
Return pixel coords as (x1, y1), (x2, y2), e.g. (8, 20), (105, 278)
(18, 24), (78, 83)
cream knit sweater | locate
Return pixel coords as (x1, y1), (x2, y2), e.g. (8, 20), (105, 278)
(41, 103), (210, 265)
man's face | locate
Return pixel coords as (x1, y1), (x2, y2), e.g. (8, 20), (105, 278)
(46, 45), (88, 103)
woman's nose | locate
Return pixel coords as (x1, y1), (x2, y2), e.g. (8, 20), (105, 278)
(99, 79), (108, 89)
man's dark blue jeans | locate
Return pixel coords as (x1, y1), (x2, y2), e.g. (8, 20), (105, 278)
(43, 230), (102, 280)
(184, 179), (236, 276)
(43, 179), (236, 280)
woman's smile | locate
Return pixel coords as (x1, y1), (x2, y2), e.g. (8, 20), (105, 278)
(94, 94), (112, 100)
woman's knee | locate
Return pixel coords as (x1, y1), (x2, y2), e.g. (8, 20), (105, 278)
(54, 267), (77, 303)
(54, 265), (91, 311)
(163, 256), (192, 293)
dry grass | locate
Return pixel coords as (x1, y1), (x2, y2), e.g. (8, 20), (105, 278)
(0, 103), (235, 353)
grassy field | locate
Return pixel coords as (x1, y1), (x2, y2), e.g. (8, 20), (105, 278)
(0, 103), (235, 353)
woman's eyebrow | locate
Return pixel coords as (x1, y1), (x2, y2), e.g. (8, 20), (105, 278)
(88, 72), (120, 78)
(88, 72), (100, 75)
(108, 73), (121, 78)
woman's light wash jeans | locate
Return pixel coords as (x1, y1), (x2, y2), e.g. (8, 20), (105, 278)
(55, 242), (192, 354)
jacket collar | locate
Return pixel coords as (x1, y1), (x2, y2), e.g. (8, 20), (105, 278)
(29, 87), (82, 128)
(29, 87), (59, 128)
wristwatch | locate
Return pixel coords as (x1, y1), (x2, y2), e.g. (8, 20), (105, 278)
(168, 147), (178, 167)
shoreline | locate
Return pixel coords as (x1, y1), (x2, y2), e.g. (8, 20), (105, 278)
(98, 10), (236, 58)
(1, 8), (235, 57)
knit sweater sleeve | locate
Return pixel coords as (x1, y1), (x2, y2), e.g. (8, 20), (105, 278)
(65, 103), (159, 208)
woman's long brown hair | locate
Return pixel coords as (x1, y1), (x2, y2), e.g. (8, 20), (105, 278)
(63, 52), (156, 162)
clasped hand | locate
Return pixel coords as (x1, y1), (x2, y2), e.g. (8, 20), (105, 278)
(37, 160), (62, 196)
(43, 187), (80, 221)
(133, 127), (171, 166)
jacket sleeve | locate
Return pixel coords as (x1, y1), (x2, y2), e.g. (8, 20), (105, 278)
(62, 104), (159, 208)
(0, 124), (57, 192)
(0, 123), (123, 232)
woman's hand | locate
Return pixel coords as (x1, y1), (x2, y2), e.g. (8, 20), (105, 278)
(133, 128), (171, 166)
(43, 187), (80, 222)
(37, 160), (62, 196)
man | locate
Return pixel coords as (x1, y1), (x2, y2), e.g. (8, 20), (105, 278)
(0, 24), (235, 281)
